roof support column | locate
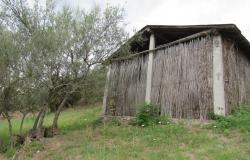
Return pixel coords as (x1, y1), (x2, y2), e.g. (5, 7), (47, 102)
(102, 65), (111, 115)
(145, 33), (155, 103)
(213, 34), (226, 116)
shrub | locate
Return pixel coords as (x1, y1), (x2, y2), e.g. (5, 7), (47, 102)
(135, 103), (159, 126)
(134, 103), (170, 127)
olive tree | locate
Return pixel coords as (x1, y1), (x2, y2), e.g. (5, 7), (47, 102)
(0, 25), (22, 145)
(0, 0), (128, 136)
(49, 5), (128, 130)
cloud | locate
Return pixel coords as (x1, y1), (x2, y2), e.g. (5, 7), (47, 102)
(60, 0), (250, 40)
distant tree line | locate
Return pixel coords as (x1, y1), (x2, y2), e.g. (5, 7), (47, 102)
(0, 0), (128, 145)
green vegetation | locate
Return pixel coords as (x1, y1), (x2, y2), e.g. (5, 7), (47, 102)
(0, 106), (100, 139)
(132, 103), (170, 126)
(0, 0), (127, 144)
(0, 105), (250, 159)
(1, 0), (248, 159)
(207, 105), (250, 133)
(23, 141), (44, 158)
(0, 106), (101, 155)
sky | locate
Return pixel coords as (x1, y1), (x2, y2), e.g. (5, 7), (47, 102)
(59, 0), (250, 40)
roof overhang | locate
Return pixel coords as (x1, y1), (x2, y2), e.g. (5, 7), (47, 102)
(108, 24), (250, 61)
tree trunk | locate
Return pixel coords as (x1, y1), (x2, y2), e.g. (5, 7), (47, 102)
(29, 106), (47, 139)
(52, 95), (69, 129)
(7, 116), (12, 138)
(19, 113), (27, 134)
(37, 106), (47, 129)
(32, 108), (44, 130)
(3, 112), (13, 147)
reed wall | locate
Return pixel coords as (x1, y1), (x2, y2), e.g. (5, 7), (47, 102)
(151, 36), (214, 119)
(105, 35), (215, 119)
(223, 37), (250, 114)
(104, 55), (148, 116)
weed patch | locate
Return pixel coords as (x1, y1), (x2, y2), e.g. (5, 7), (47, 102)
(23, 140), (44, 158)
(207, 106), (250, 133)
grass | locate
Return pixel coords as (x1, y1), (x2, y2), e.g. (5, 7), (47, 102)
(1, 105), (250, 159)
(0, 106), (100, 143)
(207, 105), (250, 133)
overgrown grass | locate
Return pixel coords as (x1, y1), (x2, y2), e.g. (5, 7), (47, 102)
(0, 106), (101, 147)
(40, 116), (250, 160)
(1, 105), (250, 159)
(23, 140), (44, 158)
(207, 105), (250, 133)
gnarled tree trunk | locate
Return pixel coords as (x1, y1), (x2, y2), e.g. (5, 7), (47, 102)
(52, 94), (69, 130)
(3, 112), (13, 147)
(30, 106), (47, 139)
(37, 107), (47, 129)
(19, 112), (27, 134)
(32, 108), (44, 130)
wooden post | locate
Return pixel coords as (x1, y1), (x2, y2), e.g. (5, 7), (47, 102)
(145, 33), (155, 103)
(103, 65), (111, 115)
(213, 34), (226, 116)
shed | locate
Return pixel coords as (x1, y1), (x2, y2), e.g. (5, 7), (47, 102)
(103, 24), (250, 119)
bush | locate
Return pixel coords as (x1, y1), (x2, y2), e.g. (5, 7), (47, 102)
(133, 103), (170, 127)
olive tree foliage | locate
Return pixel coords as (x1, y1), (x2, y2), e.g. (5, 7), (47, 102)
(0, 26), (20, 139)
(0, 26), (39, 147)
(0, 25), (30, 143)
(49, 6), (128, 129)
(0, 0), (58, 136)
(0, 0), (128, 136)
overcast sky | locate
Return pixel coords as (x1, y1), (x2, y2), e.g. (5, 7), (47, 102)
(59, 0), (250, 40)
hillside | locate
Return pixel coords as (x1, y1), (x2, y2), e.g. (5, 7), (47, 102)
(1, 105), (250, 160)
